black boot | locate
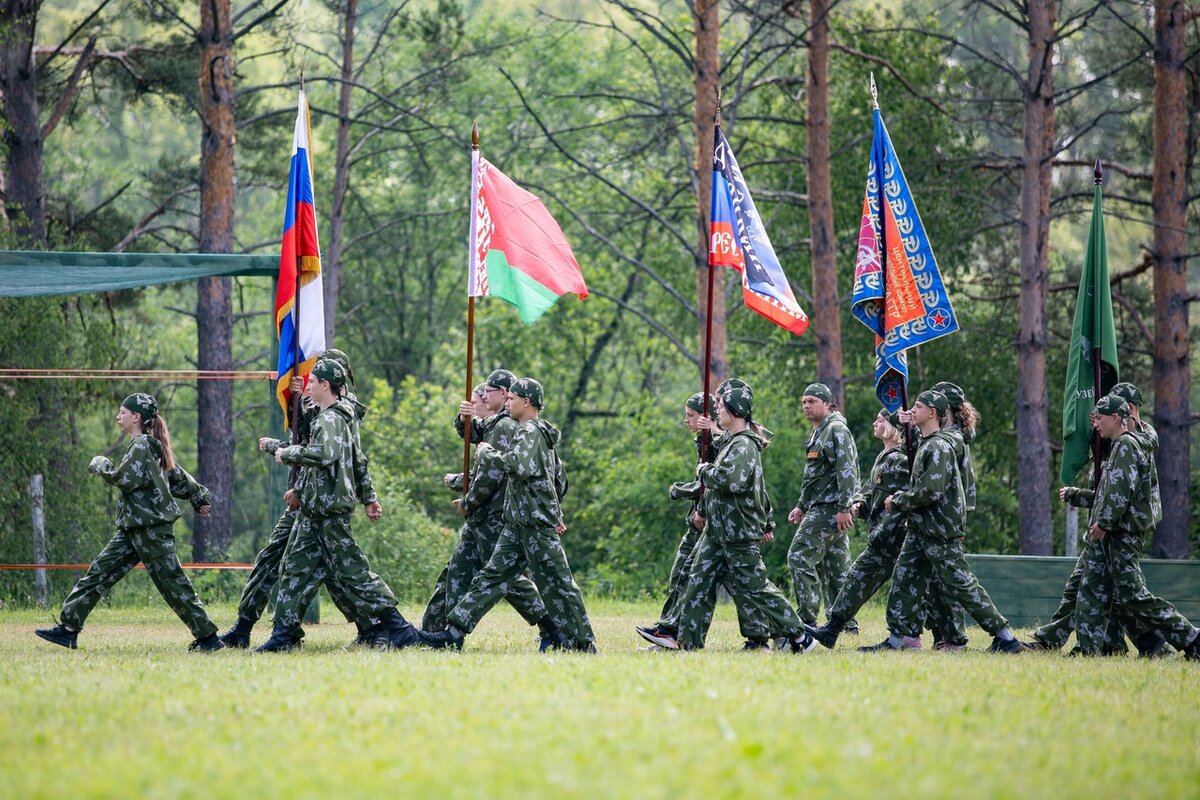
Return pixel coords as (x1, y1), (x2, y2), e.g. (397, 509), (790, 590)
(218, 617), (254, 649)
(537, 617), (569, 652)
(189, 633), (225, 652)
(376, 608), (421, 650)
(35, 624), (78, 650)
(254, 626), (303, 653)
(1183, 634), (1200, 662)
(1135, 630), (1171, 659)
(420, 625), (464, 650)
(807, 621), (843, 649)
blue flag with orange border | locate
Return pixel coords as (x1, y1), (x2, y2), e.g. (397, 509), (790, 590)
(850, 108), (957, 411)
(709, 126), (809, 336)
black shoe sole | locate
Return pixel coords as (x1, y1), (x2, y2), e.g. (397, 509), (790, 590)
(35, 630), (77, 649)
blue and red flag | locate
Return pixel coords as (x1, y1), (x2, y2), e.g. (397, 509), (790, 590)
(850, 107), (957, 411)
(275, 90), (326, 424)
(709, 126), (809, 336)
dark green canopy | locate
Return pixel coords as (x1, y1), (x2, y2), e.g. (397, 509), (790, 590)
(0, 251), (278, 297)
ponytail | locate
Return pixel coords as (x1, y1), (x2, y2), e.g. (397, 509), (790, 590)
(145, 414), (175, 472)
(953, 401), (980, 439)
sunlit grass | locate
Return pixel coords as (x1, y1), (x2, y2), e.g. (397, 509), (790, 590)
(2, 602), (1197, 799)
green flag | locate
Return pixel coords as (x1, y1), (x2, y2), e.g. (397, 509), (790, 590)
(1060, 181), (1119, 483)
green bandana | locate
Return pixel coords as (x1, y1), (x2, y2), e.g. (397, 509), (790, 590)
(311, 358), (348, 391)
(322, 349), (355, 387)
(721, 382), (753, 421)
(1095, 394), (1130, 418)
(1110, 382), (1142, 408)
(686, 392), (717, 419)
(122, 393), (158, 421)
(916, 389), (949, 414)
(486, 369), (516, 391)
(802, 383), (833, 403)
(510, 377), (544, 409)
(931, 381), (964, 408)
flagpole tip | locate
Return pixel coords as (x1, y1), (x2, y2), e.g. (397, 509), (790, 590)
(1093, 158), (1103, 185)
(869, 72), (879, 110)
(715, 86), (722, 125)
(471, 121), (479, 150)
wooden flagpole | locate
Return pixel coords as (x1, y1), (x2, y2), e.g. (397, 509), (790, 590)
(1091, 158), (1104, 492)
(700, 93), (721, 464)
(462, 122), (480, 495)
(288, 72), (307, 488)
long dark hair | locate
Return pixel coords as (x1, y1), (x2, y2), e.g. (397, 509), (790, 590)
(953, 401), (980, 439)
(143, 414), (175, 472)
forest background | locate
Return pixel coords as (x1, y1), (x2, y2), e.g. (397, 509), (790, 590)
(0, 0), (1196, 607)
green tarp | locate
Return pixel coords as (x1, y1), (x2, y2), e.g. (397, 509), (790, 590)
(0, 251), (278, 297)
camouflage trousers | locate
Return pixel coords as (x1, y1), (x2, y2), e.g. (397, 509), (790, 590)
(236, 508), (371, 627)
(421, 513), (546, 631)
(827, 513), (907, 628)
(886, 530), (1009, 638)
(1033, 541), (1135, 653)
(448, 523), (595, 648)
(786, 504), (852, 625)
(677, 534), (801, 650)
(657, 524), (768, 639)
(1077, 530), (1199, 654)
(59, 524), (218, 639)
(273, 511), (398, 635)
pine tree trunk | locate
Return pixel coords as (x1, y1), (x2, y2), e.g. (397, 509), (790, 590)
(1016, 0), (1055, 555)
(324, 0), (357, 347)
(1150, 0), (1192, 558)
(194, 0), (236, 559)
(806, 0), (843, 403)
(0, 0), (46, 245)
(693, 0), (727, 388)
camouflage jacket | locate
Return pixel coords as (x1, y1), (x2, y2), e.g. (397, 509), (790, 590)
(699, 429), (770, 544)
(942, 423), (977, 513)
(458, 413), (520, 521)
(454, 409), (504, 444)
(267, 393), (374, 505)
(889, 429), (965, 538)
(851, 446), (909, 529)
(90, 435), (209, 530)
(1091, 431), (1160, 535)
(482, 417), (564, 530)
(669, 431), (723, 530)
(797, 411), (860, 512)
(276, 398), (374, 515)
(1129, 420), (1162, 526)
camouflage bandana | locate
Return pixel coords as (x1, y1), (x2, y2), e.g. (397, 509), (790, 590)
(931, 381), (965, 407)
(473, 383), (487, 398)
(510, 377), (544, 409)
(1095, 394), (1130, 418)
(322, 349), (355, 387)
(880, 408), (902, 428)
(486, 369), (516, 391)
(121, 392), (158, 421)
(686, 392), (717, 419)
(311, 358), (348, 390)
(717, 378), (748, 394)
(721, 382), (753, 421)
(916, 389), (949, 414)
(1110, 382), (1142, 408)
(802, 383), (833, 403)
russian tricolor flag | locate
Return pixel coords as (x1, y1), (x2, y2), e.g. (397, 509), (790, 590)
(275, 90), (326, 423)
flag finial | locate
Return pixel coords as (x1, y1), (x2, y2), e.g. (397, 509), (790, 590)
(299, 62), (305, 93)
(715, 85), (722, 126)
(1094, 158), (1103, 186)
(870, 72), (878, 110)
(471, 120), (479, 151)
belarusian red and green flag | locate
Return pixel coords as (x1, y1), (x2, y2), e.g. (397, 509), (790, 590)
(468, 150), (587, 322)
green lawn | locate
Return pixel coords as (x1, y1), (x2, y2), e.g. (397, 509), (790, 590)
(2, 601), (1197, 799)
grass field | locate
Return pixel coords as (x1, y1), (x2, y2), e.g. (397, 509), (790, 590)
(2, 601), (1198, 799)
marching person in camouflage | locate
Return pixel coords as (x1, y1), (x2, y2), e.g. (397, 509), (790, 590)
(641, 381), (816, 653)
(1027, 382), (1168, 656)
(636, 391), (771, 651)
(424, 378), (596, 652)
(808, 409), (910, 650)
(36, 394), (223, 652)
(254, 358), (420, 653)
(1073, 394), (1199, 659)
(220, 349), (385, 649)
(787, 383), (860, 628)
(421, 370), (557, 648)
(867, 389), (1023, 654)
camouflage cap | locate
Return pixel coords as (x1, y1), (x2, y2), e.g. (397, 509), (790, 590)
(802, 383), (833, 403)
(1095, 394), (1130, 418)
(879, 407), (902, 428)
(915, 389), (949, 414)
(1110, 382), (1142, 407)
(486, 369), (516, 391)
(931, 381), (965, 407)
(473, 383), (487, 398)
(322, 349), (355, 387)
(686, 392), (718, 419)
(509, 377), (544, 409)
(311, 358), (348, 389)
(122, 392), (158, 420)
(721, 381), (753, 421)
